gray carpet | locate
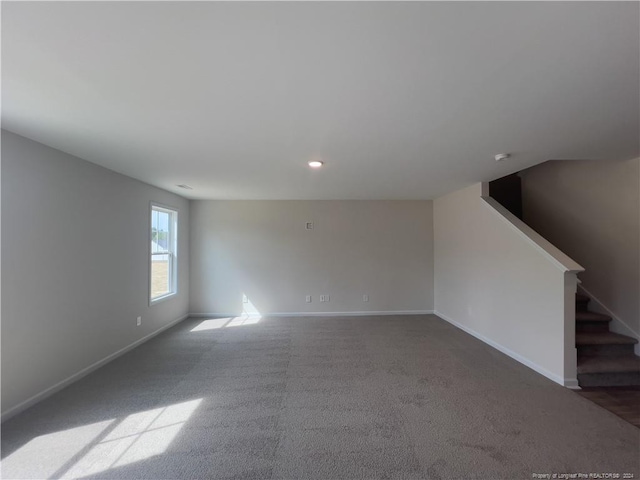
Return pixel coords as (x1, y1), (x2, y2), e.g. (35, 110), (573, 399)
(2, 314), (639, 480)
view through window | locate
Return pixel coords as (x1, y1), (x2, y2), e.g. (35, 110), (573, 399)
(151, 205), (177, 302)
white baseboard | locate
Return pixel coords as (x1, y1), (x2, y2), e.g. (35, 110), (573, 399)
(189, 310), (435, 318)
(564, 379), (581, 390)
(434, 311), (573, 387)
(1, 313), (190, 423)
(577, 285), (640, 355)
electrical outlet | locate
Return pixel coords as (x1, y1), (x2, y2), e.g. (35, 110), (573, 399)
(242, 294), (249, 304)
(306, 295), (312, 303)
(363, 294), (369, 302)
(136, 316), (142, 326)
(320, 295), (330, 302)
(305, 222), (314, 230)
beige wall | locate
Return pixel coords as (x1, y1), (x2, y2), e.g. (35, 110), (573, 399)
(190, 200), (434, 315)
(520, 158), (640, 339)
(434, 183), (581, 386)
(1, 131), (190, 418)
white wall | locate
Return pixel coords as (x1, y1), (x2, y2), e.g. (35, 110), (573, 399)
(190, 200), (433, 316)
(1, 131), (190, 418)
(520, 158), (640, 342)
(434, 183), (583, 386)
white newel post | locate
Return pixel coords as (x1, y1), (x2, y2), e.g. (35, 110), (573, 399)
(563, 273), (579, 388)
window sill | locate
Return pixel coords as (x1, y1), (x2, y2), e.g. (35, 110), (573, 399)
(150, 292), (177, 306)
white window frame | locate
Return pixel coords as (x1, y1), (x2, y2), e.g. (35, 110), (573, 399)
(150, 203), (178, 305)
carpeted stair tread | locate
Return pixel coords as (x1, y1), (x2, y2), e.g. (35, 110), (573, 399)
(577, 355), (640, 374)
(574, 291), (639, 388)
(576, 331), (638, 346)
(575, 293), (590, 303)
(575, 311), (612, 323)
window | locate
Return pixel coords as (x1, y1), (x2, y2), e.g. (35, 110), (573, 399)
(150, 204), (178, 303)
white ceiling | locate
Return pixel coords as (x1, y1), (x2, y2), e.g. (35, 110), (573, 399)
(2, 2), (639, 200)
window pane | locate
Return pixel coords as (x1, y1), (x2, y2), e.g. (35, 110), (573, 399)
(152, 210), (170, 253)
(151, 253), (170, 298)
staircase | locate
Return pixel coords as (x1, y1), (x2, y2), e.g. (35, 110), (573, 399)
(576, 293), (640, 387)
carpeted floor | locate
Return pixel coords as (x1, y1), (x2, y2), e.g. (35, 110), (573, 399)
(2, 314), (639, 480)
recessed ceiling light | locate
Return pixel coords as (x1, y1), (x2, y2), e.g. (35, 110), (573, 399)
(494, 153), (510, 162)
(176, 184), (194, 190)
(308, 160), (324, 168)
